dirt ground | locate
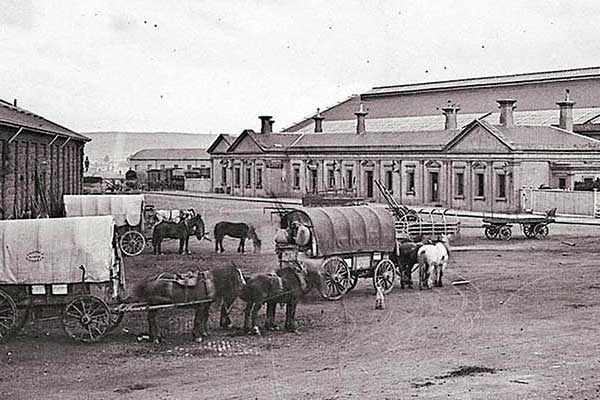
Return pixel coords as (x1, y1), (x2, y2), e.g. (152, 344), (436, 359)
(2, 194), (600, 400)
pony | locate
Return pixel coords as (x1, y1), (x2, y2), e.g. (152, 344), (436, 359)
(390, 241), (424, 289)
(214, 222), (261, 253)
(239, 264), (324, 335)
(152, 214), (204, 255)
(417, 236), (450, 289)
(132, 264), (246, 343)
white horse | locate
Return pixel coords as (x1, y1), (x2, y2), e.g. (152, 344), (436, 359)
(417, 236), (450, 289)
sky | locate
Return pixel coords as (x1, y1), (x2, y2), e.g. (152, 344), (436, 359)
(2, 0), (600, 135)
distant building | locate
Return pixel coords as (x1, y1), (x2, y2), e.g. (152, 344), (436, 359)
(0, 98), (89, 218)
(128, 148), (211, 177)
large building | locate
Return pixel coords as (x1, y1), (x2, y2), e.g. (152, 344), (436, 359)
(0, 99), (89, 218)
(128, 148), (211, 177)
(209, 93), (600, 213)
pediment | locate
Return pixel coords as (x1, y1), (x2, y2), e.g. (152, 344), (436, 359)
(446, 124), (512, 153)
(228, 134), (264, 154)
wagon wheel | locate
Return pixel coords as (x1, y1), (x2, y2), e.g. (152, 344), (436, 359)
(63, 295), (111, 342)
(0, 290), (17, 343)
(373, 259), (396, 295)
(534, 223), (549, 240)
(484, 226), (499, 240)
(320, 257), (351, 301)
(119, 230), (146, 257)
(522, 224), (533, 238)
(498, 226), (512, 241)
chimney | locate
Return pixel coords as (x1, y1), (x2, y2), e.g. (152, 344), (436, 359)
(258, 115), (272, 134)
(13, 99), (17, 107)
(269, 118), (275, 132)
(556, 89), (575, 132)
(312, 108), (324, 133)
(354, 103), (368, 134)
(497, 99), (517, 127)
(441, 101), (460, 130)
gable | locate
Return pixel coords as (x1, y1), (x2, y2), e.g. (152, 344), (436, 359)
(446, 125), (512, 153)
(228, 133), (264, 154)
(211, 138), (231, 154)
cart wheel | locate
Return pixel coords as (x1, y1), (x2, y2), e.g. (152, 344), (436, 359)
(373, 259), (396, 295)
(63, 295), (111, 342)
(320, 257), (351, 301)
(484, 226), (499, 240)
(347, 272), (359, 292)
(534, 224), (549, 239)
(119, 230), (146, 257)
(522, 224), (532, 238)
(0, 290), (17, 343)
(498, 226), (512, 241)
(107, 311), (125, 333)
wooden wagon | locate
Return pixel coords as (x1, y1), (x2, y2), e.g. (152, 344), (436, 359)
(482, 209), (556, 240)
(279, 205), (398, 301)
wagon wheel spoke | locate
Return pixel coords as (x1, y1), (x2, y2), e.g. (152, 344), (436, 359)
(119, 231), (146, 257)
(320, 257), (351, 301)
(0, 290), (17, 343)
(63, 296), (110, 343)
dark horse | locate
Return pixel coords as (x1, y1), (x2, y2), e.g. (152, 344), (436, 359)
(153, 214), (204, 255)
(390, 241), (425, 289)
(239, 264), (324, 335)
(133, 265), (246, 343)
(214, 221), (261, 253)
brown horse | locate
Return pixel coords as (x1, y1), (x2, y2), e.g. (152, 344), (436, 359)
(153, 214), (204, 255)
(133, 265), (246, 343)
(214, 221), (261, 253)
(239, 264), (324, 335)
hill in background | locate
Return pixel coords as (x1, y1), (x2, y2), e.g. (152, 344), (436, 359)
(83, 131), (219, 162)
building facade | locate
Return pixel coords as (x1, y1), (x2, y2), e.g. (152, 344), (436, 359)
(0, 99), (89, 218)
(128, 148), (211, 177)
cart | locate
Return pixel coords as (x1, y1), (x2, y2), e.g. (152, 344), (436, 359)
(0, 215), (126, 343)
(482, 212), (556, 240)
(278, 205), (398, 301)
(64, 194), (149, 256)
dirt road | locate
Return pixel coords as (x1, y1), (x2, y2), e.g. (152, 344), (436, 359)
(2, 195), (600, 399)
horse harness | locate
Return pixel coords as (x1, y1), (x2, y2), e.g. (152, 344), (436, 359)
(157, 271), (209, 303)
(288, 261), (309, 293)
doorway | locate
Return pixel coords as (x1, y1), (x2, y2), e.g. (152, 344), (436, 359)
(430, 171), (439, 202)
(365, 171), (374, 198)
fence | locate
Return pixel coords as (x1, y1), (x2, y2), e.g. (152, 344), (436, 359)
(520, 188), (599, 217)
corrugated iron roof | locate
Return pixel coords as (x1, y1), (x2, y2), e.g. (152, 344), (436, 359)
(129, 148), (210, 160)
(365, 66), (600, 96)
(0, 99), (88, 141)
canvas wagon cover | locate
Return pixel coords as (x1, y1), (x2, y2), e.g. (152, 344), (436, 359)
(0, 216), (115, 284)
(286, 206), (396, 257)
(64, 194), (144, 227)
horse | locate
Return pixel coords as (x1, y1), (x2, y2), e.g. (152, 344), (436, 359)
(152, 214), (204, 255)
(132, 264), (246, 343)
(417, 236), (450, 289)
(239, 264), (324, 335)
(214, 222), (261, 253)
(390, 241), (424, 289)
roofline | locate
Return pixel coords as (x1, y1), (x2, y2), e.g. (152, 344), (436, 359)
(365, 66), (600, 97)
(207, 133), (235, 154)
(0, 120), (90, 142)
(281, 95), (359, 132)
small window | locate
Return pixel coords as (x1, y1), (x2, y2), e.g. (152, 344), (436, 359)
(221, 166), (227, 185)
(455, 172), (464, 197)
(187, 165), (192, 170)
(476, 173), (485, 198)
(256, 168), (263, 189)
(197, 167), (210, 179)
(293, 167), (300, 189)
(497, 174), (506, 199)
(134, 164), (139, 171)
(558, 177), (566, 189)
(385, 170), (393, 193)
(234, 167), (241, 187)
(174, 164), (179, 169)
(406, 171), (415, 194)
(160, 164), (165, 169)
(345, 169), (354, 190)
(327, 168), (335, 189)
(147, 164), (152, 170)
(245, 167), (252, 188)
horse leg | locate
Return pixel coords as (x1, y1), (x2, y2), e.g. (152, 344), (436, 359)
(178, 238), (184, 255)
(220, 296), (233, 329)
(437, 263), (445, 287)
(250, 302), (262, 335)
(148, 309), (161, 344)
(265, 302), (277, 331)
(239, 238), (246, 253)
(185, 237), (191, 255)
(284, 302), (298, 333)
(243, 301), (253, 332)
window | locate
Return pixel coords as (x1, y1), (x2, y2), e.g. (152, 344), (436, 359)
(385, 170), (393, 193)
(256, 168), (263, 189)
(221, 166), (227, 185)
(160, 164), (165, 169)
(245, 167), (252, 188)
(234, 167), (241, 187)
(406, 171), (415, 194)
(187, 165), (192, 170)
(497, 174), (506, 199)
(134, 164), (139, 170)
(345, 169), (354, 190)
(174, 164), (179, 169)
(293, 166), (300, 189)
(197, 167), (210, 179)
(147, 164), (152, 170)
(558, 177), (566, 189)
(455, 172), (464, 197)
(476, 173), (485, 198)
(327, 168), (335, 189)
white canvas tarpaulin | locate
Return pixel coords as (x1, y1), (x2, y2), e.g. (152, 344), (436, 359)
(0, 216), (115, 284)
(64, 194), (144, 227)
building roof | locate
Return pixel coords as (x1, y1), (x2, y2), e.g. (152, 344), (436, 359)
(486, 122), (600, 151)
(0, 99), (88, 141)
(227, 130), (301, 153)
(129, 148), (210, 160)
(365, 66), (600, 97)
(206, 133), (235, 154)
